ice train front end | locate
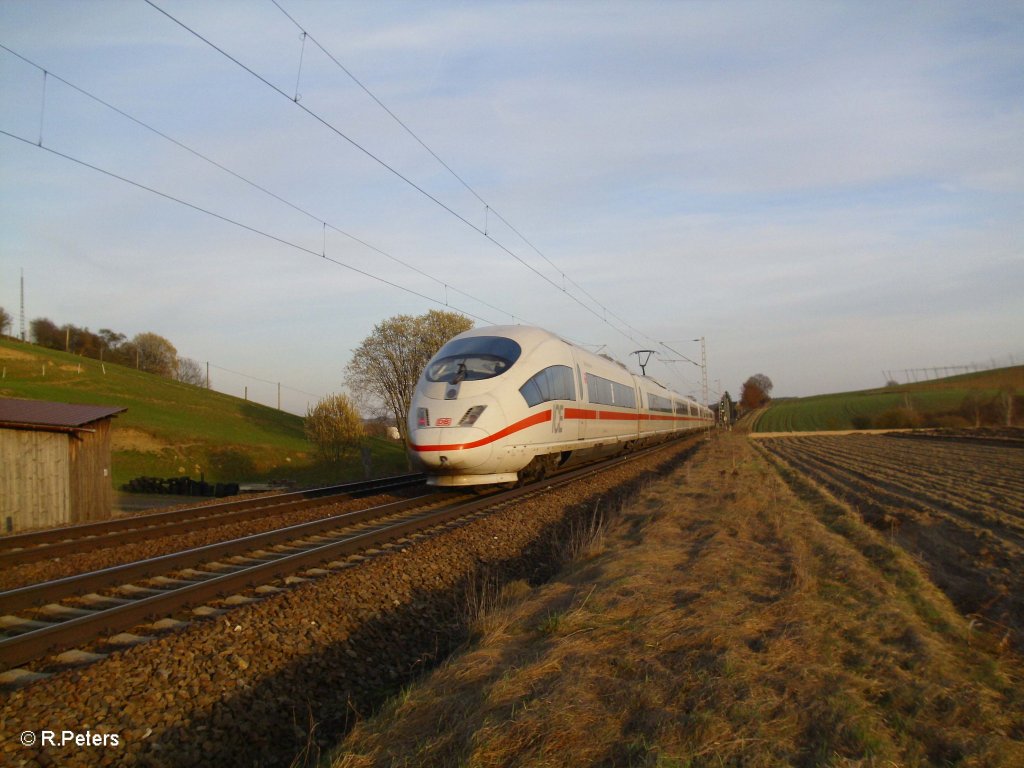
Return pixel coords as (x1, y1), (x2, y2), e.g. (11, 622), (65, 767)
(407, 325), (714, 487)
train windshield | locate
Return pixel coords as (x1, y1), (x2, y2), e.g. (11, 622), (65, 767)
(425, 336), (522, 383)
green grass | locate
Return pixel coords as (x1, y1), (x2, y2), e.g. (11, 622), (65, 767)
(0, 338), (408, 487)
(755, 367), (1023, 432)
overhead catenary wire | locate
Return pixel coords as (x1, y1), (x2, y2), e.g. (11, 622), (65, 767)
(0, 128), (497, 327)
(6, 9), (709, 395)
(0, 43), (526, 329)
(143, 0), (650, 349)
(270, 0), (661, 350)
(271, 0), (661, 350)
(6, 109), (702, 396)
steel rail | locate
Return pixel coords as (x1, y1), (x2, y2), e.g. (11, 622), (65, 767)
(0, 474), (425, 567)
(0, 437), (696, 671)
(0, 490), (495, 670)
(0, 491), (447, 615)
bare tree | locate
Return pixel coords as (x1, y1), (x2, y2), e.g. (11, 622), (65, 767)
(999, 388), (1016, 427)
(176, 357), (207, 387)
(98, 328), (127, 362)
(344, 310), (473, 441)
(961, 391), (985, 428)
(0, 307), (11, 337)
(305, 393), (365, 463)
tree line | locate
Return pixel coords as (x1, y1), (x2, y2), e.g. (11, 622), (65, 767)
(0, 307), (206, 387)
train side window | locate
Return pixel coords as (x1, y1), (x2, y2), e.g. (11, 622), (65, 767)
(586, 374), (613, 405)
(613, 381), (637, 408)
(586, 373), (636, 407)
(520, 365), (576, 407)
(648, 393), (673, 413)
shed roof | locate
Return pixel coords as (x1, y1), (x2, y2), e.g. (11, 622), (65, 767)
(0, 397), (126, 430)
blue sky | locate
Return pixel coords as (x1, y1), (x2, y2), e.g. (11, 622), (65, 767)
(2, 0), (1022, 414)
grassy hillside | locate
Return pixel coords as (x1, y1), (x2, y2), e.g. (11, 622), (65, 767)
(0, 338), (407, 487)
(756, 366), (1023, 432)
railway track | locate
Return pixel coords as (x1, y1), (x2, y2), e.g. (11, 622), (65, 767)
(0, 442), (687, 677)
(0, 473), (425, 567)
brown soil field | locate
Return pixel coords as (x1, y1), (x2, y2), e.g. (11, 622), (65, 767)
(329, 433), (1024, 767)
(758, 433), (1024, 650)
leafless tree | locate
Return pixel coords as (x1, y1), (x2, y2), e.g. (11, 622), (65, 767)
(176, 356), (207, 387)
(344, 310), (473, 441)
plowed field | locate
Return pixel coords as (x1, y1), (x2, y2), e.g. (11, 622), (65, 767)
(759, 434), (1024, 648)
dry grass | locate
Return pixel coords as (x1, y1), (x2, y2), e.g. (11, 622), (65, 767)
(329, 434), (1024, 767)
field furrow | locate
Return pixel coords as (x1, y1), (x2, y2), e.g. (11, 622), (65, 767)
(765, 438), (1024, 545)
(759, 434), (1024, 647)
(813, 437), (1024, 523)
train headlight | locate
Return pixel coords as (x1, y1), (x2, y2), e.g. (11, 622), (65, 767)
(417, 408), (430, 428)
(458, 405), (487, 426)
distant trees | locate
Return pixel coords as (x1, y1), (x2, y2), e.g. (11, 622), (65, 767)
(0, 306), (12, 336)
(305, 393), (365, 463)
(344, 310), (474, 441)
(98, 329), (127, 358)
(32, 318), (130, 362)
(740, 374), (773, 411)
(25, 315), (208, 388)
(30, 318), (62, 349)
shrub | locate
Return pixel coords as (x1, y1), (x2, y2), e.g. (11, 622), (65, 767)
(850, 416), (872, 430)
(305, 393), (364, 463)
(873, 408), (922, 429)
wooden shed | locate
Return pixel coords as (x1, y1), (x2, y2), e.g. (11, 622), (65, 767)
(0, 397), (126, 532)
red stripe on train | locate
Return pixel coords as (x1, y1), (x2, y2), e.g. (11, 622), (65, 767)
(409, 410), (552, 452)
(410, 407), (709, 453)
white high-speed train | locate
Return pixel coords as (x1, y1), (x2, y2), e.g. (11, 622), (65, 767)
(407, 325), (713, 486)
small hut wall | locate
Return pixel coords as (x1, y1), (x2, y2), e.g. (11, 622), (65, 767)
(0, 428), (70, 531)
(67, 420), (115, 523)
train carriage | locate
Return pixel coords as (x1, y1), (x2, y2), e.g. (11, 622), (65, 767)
(407, 325), (713, 486)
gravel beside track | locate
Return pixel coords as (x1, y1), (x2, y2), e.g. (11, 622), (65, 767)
(1, 440), (700, 768)
(0, 489), (429, 592)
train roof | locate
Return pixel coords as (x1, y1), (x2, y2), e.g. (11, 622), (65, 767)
(455, 324), (566, 347)
(452, 325), (709, 409)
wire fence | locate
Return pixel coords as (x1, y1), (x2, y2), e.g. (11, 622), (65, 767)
(882, 353), (1021, 385)
(201, 362), (323, 416)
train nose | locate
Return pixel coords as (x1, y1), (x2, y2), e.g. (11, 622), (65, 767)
(411, 427), (494, 470)
(407, 395), (506, 472)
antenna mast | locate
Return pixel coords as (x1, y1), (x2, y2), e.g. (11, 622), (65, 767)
(696, 336), (708, 407)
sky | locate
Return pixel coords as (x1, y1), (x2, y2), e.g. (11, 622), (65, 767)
(1, 0), (1022, 415)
